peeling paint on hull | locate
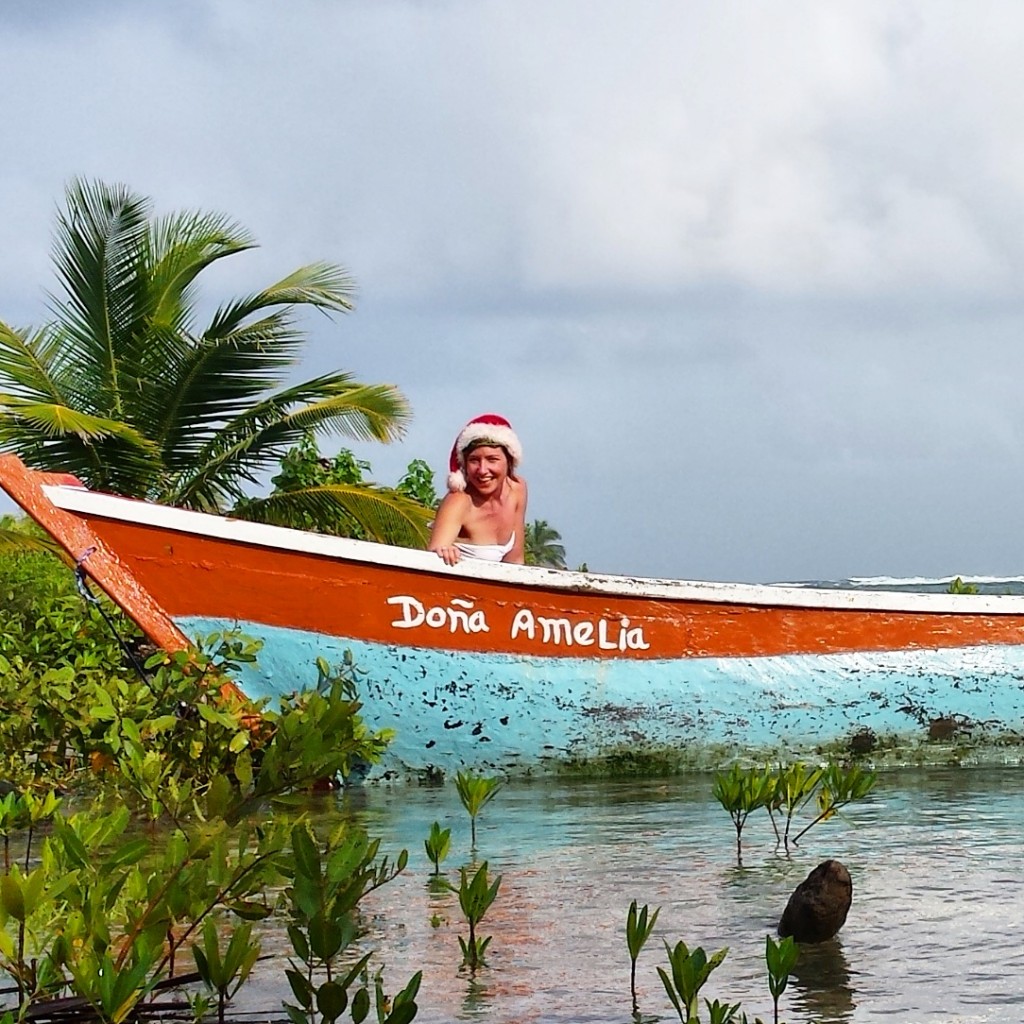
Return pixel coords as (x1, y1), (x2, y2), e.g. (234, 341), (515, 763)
(186, 616), (1024, 779)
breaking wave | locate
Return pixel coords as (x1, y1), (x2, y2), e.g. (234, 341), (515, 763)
(776, 574), (1024, 596)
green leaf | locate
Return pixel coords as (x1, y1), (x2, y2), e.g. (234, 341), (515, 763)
(384, 1003), (418, 1024)
(227, 900), (272, 921)
(308, 916), (343, 961)
(291, 825), (321, 882)
(351, 986), (370, 1024)
(101, 838), (151, 870)
(284, 1003), (309, 1024)
(315, 980), (348, 1021)
(0, 875), (25, 922)
(286, 925), (310, 964)
(234, 748), (253, 788)
(285, 969), (313, 1009)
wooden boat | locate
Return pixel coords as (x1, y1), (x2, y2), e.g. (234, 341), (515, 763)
(4, 451), (1024, 779)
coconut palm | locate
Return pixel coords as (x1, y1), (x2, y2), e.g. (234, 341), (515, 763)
(524, 519), (567, 568)
(0, 179), (431, 545)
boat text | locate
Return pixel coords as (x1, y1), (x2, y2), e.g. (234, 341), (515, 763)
(387, 595), (650, 650)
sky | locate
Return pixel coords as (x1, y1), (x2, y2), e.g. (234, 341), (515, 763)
(3, 1), (1024, 583)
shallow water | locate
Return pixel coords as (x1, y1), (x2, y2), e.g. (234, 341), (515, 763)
(235, 767), (1024, 1023)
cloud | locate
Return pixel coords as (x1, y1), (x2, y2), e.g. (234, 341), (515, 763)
(5, 1), (1024, 582)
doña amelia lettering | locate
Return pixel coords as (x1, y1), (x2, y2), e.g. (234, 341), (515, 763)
(387, 595), (650, 650)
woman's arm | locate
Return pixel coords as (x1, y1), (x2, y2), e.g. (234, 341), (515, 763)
(428, 492), (470, 565)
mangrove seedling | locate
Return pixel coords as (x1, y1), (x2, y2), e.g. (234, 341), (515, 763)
(451, 861), (502, 971)
(68, 949), (164, 1024)
(770, 762), (822, 850)
(367, 964), (422, 1024)
(424, 821), (452, 875)
(791, 762), (877, 846)
(0, 630), (412, 1024)
(0, 790), (28, 875)
(657, 940), (729, 1024)
(192, 918), (261, 1024)
(765, 934), (799, 1024)
(626, 899), (660, 1017)
(712, 764), (775, 862)
(283, 821), (418, 1024)
(455, 770), (502, 851)
(704, 998), (743, 1024)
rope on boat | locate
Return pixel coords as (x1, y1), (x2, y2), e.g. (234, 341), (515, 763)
(73, 546), (152, 686)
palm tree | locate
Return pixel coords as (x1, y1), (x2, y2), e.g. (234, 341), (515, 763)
(0, 179), (430, 545)
(524, 519), (567, 568)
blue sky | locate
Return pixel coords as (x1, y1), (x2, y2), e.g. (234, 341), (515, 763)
(4, 1), (1024, 582)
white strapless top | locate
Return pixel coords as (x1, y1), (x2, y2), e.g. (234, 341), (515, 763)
(455, 532), (516, 562)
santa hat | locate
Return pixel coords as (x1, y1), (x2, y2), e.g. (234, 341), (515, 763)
(447, 413), (523, 492)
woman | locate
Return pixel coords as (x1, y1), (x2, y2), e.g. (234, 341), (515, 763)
(428, 413), (528, 566)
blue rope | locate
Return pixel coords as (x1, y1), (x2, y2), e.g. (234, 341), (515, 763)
(73, 547), (151, 685)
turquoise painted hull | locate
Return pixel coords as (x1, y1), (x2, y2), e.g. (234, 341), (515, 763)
(182, 616), (1024, 779)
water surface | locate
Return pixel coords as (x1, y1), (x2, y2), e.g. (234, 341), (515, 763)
(237, 768), (1024, 1023)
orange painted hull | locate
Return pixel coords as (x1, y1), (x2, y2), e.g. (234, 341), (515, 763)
(6, 453), (1024, 776)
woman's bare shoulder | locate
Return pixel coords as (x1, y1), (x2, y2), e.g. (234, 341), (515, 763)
(437, 490), (472, 512)
(510, 476), (528, 504)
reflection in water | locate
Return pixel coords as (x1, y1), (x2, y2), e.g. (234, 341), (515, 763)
(233, 767), (1024, 1024)
(789, 940), (855, 1023)
(460, 975), (492, 1019)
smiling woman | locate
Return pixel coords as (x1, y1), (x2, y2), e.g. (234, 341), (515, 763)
(427, 413), (528, 566)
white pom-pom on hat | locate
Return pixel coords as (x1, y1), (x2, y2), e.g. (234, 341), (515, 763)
(447, 413), (522, 492)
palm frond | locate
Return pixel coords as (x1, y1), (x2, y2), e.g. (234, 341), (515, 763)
(525, 519), (567, 568)
(47, 179), (149, 415)
(164, 380), (410, 507)
(0, 322), (71, 405)
(204, 262), (356, 340)
(261, 262), (357, 310)
(235, 483), (432, 547)
(146, 210), (255, 331)
(0, 399), (160, 491)
(0, 180), (407, 519)
(0, 398), (155, 444)
(150, 313), (307, 458)
(276, 380), (411, 443)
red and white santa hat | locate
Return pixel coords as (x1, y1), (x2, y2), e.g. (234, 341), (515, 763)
(447, 413), (523, 492)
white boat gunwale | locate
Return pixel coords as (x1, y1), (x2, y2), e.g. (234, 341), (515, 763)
(42, 483), (1024, 617)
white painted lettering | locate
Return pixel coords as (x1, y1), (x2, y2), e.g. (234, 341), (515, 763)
(388, 595), (425, 628)
(388, 595), (648, 650)
(538, 617), (572, 645)
(572, 621), (594, 646)
(627, 627), (650, 650)
(510, 608), (535, 639)
(598, 618), (617, 650)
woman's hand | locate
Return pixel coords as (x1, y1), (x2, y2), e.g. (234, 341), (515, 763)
(430, 544), (462, 566)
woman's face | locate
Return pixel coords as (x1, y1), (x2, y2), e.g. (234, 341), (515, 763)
(464, 445), (509, 494)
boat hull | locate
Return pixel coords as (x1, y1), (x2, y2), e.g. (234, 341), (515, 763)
(184, 615), (1024, 777)
(5, 453), (1024, 777)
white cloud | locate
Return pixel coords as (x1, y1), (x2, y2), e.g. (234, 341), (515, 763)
(5, 1), (1024, 580)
